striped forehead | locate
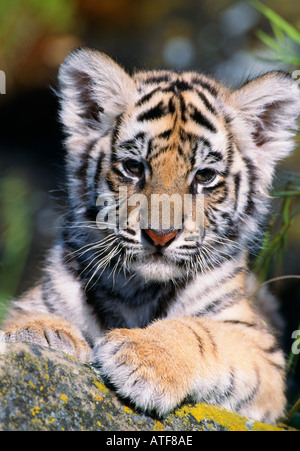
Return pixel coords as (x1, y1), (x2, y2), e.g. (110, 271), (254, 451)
(115, 72), (231, 168)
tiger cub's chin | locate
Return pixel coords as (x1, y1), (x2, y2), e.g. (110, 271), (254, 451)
(130, 257), (184, 282)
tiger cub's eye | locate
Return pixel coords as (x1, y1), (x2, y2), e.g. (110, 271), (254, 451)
(195, 169), (216, 185)
(124, 160), (144, 176)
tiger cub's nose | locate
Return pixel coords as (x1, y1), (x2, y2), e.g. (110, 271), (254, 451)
(143, 228), (178, 247)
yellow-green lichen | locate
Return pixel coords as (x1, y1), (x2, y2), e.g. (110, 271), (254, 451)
(60, 394), (69, 404)
(124, 406), (135, 415)
(93, 380), (109, 394)
(153, 421), (165, 431)
(174, 404), (283, 431)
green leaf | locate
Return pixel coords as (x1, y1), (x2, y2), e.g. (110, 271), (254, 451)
(255, 29), (283, 51)
(250, 0), (300, 45)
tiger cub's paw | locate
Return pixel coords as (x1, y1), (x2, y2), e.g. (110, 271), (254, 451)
(4, 313), (91, 362)
(93, 327), (194, 416)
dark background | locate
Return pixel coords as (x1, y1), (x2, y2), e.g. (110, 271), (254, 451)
(0, 0), (300, 421)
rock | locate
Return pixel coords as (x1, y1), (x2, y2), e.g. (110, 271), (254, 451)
(0, 342), (293, 431)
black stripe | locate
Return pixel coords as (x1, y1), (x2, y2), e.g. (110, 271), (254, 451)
(111, 114), (124, 148)
(191, 266), (245, 312)
(136, 87), (161, 106)
(168, 97), (176, 114)
(179, 244), (198, 250)
(195, 90), (218, 116)
(179, 128), (201, 144)
(177, 144), (186, 159)
(148, 145), (170, 161)
(111, 166), (125, 178)
(157, 129), (173, 140)
(185, 326), (204, 354)
(214, 368), (235, 404)
(225, 140), (234, 174)
(75, 140), (98, 203)
(197, 322), (218, 354)
(204, 208), (218, 230)
(266, 360), (285, 373)
(118, 139), (138, 151)
(189, 105), (217, 133)
(137, 101), (167, 122)
(198, 137), (212, 152)
(111, 114), (125, 163)
(214, 186), (228, 204)
(233, 172), (241, 211)
(191, 77), (218, 97)
(223, 320), (257, 328)
(143, 74), (171, 85)
(242, 155), (257, 216)
(134, 132), (146, 142)
(162, 79), (192, 94)
(105, 175), (119, 194)
(179, 94), (187, 122)
(204, 151), (223, 163)
(119, 235), (139, 245)
(125, 228), (137, 236)
(263, 343), (282, 354)
(146, 138), (153, 159)
(234, 368), (260, 412)
(197, 289), (242, 316)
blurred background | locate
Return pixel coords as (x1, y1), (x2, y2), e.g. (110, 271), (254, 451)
(0, 0), (300, 425)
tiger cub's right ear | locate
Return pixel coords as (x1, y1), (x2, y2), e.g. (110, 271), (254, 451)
(58, 48), (137, 141)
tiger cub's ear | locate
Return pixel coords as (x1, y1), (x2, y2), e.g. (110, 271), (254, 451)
(228, 71), (300, 186)
(58, 48), (136, 141)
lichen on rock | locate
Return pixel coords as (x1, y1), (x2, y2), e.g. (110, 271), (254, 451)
(0, 342), (294, 431)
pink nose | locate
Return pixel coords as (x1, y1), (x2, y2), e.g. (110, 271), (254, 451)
(143, 229), (178, 247)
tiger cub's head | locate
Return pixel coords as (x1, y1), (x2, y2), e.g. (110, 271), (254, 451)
(58, 49), (300, 283)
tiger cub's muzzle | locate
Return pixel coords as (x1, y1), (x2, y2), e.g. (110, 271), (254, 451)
(142, 228), (179, 247)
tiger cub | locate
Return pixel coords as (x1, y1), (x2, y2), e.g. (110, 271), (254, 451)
(3, 49), (300, 424)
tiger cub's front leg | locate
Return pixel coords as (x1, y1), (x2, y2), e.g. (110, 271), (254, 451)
(3, 313), (91, 362)
(94, 316), (286, 424)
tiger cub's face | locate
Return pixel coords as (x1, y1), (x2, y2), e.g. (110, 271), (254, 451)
(106, 75), (236, 281)
(59, 49), (300, 282)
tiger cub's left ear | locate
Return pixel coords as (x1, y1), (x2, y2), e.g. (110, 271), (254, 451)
(229, 71), (300, 184)
(58, 48), (137, 143)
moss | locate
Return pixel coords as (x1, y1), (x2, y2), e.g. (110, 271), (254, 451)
(0, 343), (296, 431)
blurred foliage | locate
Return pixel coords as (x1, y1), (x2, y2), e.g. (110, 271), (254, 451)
(251, 1), (300, 429)
(251, 0), (300, 65)
(0, 175), (33, 323)
(0, 0), (75, 38)
(254, 175), (300, 282)
(0, 0), (78, 88)
(1, 0), (300, 91)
